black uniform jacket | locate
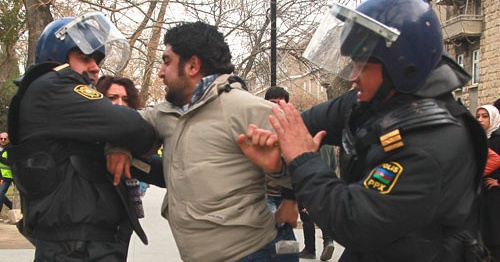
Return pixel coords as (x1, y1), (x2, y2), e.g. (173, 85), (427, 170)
(294, 69), (484, 260)
(10, 63), (156, 244)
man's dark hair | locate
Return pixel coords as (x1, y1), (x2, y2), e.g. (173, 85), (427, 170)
(163, 21), (235, 76)
(265, 86), (289, 103)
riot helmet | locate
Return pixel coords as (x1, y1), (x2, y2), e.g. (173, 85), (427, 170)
(303, 0), (443, 94)
(35, 11), (130, 72)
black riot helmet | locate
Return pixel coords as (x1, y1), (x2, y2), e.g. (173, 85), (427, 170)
(35, 11), (130, 72)
(304, 0), (443, 94)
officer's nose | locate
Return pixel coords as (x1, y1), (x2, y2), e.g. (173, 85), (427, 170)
(90, 59), (100, 72)
(348, 67), (361, 82)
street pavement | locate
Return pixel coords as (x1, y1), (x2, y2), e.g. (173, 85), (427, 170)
(0, 186), (343, 261)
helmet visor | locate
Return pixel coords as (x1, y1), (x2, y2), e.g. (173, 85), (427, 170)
(56, 11), (130, 72)
(303, 3), (399, 80)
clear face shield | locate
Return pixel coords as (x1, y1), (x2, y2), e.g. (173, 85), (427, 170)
(303, 3), (400, 80)
(55, 11), (130, 72)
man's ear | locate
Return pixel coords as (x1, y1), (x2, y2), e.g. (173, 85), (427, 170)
(187, 55), (201, 77)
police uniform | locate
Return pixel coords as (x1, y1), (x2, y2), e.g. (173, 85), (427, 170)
(7, 63), (156, 261)
(291, 59), (487, 262)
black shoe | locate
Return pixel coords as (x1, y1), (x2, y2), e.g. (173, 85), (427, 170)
(299, 248), (316, 259)
(320, 242), (335, 261)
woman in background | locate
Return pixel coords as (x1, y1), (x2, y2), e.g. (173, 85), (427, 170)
(96, 76), (141, 109)
(476, 104), (500, 260)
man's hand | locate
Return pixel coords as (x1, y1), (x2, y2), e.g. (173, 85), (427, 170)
(270, 101), (326, 164)
(106, 153), (131, 186)
(237, 124), (283, 173)
(275, 199), (298, 227)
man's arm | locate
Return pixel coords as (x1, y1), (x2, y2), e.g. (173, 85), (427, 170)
(130, 154), (166, 188)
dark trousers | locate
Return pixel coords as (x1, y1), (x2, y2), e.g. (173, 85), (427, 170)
(32, 221), (132, 262)
(34, 239), (128, 262)
(237, 225), (299, 262)
(299, 202), (333, 252)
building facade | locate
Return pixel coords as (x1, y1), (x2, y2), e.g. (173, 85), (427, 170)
(434, 0), (500, 112)
(251, 53), (330, 112)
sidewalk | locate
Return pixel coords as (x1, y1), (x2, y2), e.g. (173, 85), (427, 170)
(0, 220), (33, 250)
(0, 187), (344, 261)
(0, 219), (34, 261)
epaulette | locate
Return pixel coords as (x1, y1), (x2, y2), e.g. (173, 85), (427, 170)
(53, 63), (70, 71)
(53, 64), (75, 78)
(357, 99), (458, 153)
(379, 99), (458, 133)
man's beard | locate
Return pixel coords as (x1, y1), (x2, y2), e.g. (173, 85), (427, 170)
(165, 91), (175, 104)
(164, 65), (188, 106)
(165, 86), (188, 106)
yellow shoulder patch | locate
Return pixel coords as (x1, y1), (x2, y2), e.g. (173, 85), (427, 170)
(74, 85), (103, 100)
(54, 64), (69, 71)
(364, 162), (403, 194)
(380, 129), (404, 152)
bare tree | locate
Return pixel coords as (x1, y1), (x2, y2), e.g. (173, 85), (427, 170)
(137, 0), (168, 107)
(0, 0), (24, 84)
(16, 0), (359, 105)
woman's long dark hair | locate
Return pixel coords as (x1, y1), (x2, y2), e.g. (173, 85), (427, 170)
(96, 75), (141, 109)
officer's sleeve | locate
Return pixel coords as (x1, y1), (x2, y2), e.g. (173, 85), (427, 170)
(290, 147), (445, 249)
(47, 84), (156, 156)
(301, 89), (357, 146)
(131, 154), (166, 188)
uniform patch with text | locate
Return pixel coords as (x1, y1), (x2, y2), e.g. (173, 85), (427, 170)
(363, 162), (403, 194)
(74, 85), (103, 100)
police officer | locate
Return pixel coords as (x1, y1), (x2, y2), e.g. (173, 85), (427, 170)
(240, 0), (489, 261)
(7, 12), (155, 261)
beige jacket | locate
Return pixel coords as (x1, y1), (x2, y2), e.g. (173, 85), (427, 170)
(142, 74), (290, 261)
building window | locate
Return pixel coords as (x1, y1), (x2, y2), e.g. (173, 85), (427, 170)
(474, 0), (481, 15)
(459, 4), (466, 14)
(457, 54), (464, 68)
(472, 49), (480, 84)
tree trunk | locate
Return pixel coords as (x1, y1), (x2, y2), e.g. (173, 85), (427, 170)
(0, 46), (18, 90)
(139, 0), (168, 107)
(23, 0), (53, 67)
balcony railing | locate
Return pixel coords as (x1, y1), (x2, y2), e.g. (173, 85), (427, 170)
(436, 0), (466, 5)
(441, 14), (483, 42)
